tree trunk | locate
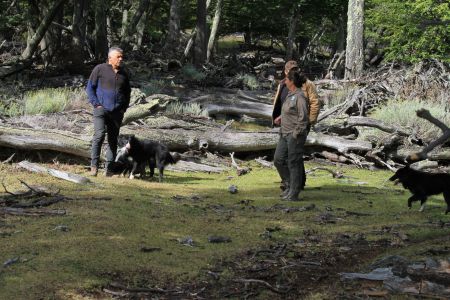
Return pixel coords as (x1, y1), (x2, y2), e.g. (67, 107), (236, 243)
(135, 9), (147, 48)
(344, 0), (364, 80)
(0, 125), (372, 157)
(120, 0), (151, 49)
(286, 6), (299, 60)
(164, 0), (181, 53)
(39, 0), (63, 65)
(21, 0), (67, 60)
(194, 0), (207, 67)
(72, 0), (89, 59)
(206, 0), (222, 62)
(94, 0), (108, 61)
(120, 0), (132, 38)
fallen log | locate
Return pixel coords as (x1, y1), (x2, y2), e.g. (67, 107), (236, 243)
(0, 126), (91, 157)
(408, 109), (450, 162)
(122, 98), (168, 125)
(0, 125), (373, 158)
(165, 160), (225, 173)
(346, 116), (410, 136)
(205, 100), (272, 120)
(18, 160), (90, 184)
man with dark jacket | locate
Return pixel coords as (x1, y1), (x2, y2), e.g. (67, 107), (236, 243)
(86, 47), (131, 176)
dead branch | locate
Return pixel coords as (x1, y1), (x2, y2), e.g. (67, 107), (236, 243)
(230, 152), (251, 176)
(108, 282), (176, 294)
(0, 207), (66, 216)
(306, 167), (344, 178)
(18, 161), (90, 184)
(2, 153), (15, 164)
(254, 156), (273, 168)
(346, 116), (410, 136)
(233, 278), (288, 294)
(407, 109), (450, 162)
(221, 120), (234, 132)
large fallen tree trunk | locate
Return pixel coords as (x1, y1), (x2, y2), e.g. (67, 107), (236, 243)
(0, 125), (372, 158)
(205, 100), (273, 120)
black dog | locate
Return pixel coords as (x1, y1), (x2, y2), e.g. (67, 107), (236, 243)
(389, 165), (450, 214)
(121, 135), (179, 182)
(113, 145), (145, 177)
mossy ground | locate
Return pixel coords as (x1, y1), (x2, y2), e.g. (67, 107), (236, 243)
(0, 161), (449, 299)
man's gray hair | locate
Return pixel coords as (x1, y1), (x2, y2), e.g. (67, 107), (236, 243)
(108, 47), (123, 57)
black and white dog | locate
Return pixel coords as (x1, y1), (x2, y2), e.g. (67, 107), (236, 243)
(389, 165), (450, 214)
(116, 135), (180, 181)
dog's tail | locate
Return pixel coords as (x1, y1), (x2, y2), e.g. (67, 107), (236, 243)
(166, 152), (181, 165)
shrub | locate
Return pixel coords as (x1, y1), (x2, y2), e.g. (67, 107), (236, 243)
(166, 101), (208, 117)
(24, 88), (75, 115)
(359, 99), (450, 142)
(141, 80), (167, 96)
(0, 99), (23, 117)
(181, 64), (206, 81)
(236, 73), (260, 90)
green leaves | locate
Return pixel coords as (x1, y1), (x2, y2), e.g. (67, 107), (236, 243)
(366, 0), (450, 62)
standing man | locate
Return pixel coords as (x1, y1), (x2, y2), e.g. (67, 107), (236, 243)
(272, 60), (320, 192)
(87, 47), (131, 176)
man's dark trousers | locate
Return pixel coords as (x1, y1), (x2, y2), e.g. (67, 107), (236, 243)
(91, 106), (124, 171)
(274, 133), (307, 198)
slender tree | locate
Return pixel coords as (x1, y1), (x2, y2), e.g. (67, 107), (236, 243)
(206, 0), (222, 62)
(72, 0), (89, 51)
(164, 0), (181, 53)
(21, 0), (67, 60)
(344, 0), (364, 79)
(193, 0), (207, 66)
(94, 0), (108, 60)
(286, 3), (300, 60)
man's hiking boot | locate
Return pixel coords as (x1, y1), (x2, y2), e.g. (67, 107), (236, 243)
(89, 166), (98, 177)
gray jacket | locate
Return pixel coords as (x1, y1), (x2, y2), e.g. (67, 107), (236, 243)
(280, 89), (309, 138)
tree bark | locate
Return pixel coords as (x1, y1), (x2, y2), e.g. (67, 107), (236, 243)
(120, 0), (151, 49)
(72, 0), (89, 60)
(206, 0), (222, 62)
(286, 5), (299, 60)
(344, 0), (364, 79)
(0, 125), (372, 157)
(94, 0), (108, 61)
(21, 0), (67, 60)
(39, 0), (63, 65)
(120, 0), (132, 38)
(164, 0), (181, 53)
(193, 0), (207, 67)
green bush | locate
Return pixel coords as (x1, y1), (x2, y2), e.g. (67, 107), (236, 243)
(166, 101), (208, 117)
(24, 88), (74, 115)
(181, 64), (206, 81)
(359, 99), (450, 142)
(0, 99), (23, 117)
(141, 80), (167, 96)
(236, 73), (260, 90)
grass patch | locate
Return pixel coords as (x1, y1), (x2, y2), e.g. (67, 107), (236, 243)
(140, 79), (167, 96)
(235, 73), (260, 90)
(359, 99), (450, 142)
(166, 101), (208, 117)
(181, 64), (206, 81)
(0, 162), (449, 298)
(23, 87), (85, 115)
